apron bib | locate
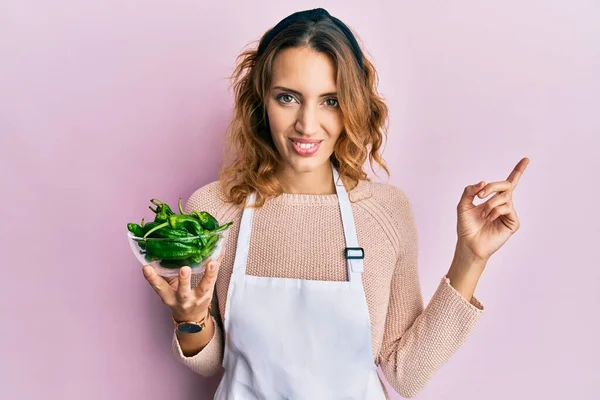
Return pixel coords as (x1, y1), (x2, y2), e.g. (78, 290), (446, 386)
(214, 167), (386, 400)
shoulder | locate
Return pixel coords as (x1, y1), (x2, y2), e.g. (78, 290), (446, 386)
(355, 180), (418, 255)
(369, 181), (414, 214)
(355, 180), (415, 220)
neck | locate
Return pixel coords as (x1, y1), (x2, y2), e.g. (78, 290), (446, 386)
(276, 163), (336, 195)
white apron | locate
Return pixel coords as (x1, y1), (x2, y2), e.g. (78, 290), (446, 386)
(214, 167), (386, 400)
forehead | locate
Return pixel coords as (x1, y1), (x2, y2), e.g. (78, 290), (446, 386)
(270, 46), (337, 92)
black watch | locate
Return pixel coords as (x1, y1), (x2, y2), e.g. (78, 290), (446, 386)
(172, 314), (207, 334)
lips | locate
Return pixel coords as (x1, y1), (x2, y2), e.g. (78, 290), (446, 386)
(288, 138), (322, 156)
(288, 137), (322, 144)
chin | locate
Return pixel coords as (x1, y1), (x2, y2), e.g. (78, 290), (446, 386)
(285, 156), (330, 174)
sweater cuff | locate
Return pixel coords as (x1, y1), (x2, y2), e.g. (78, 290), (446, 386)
(441, 275), (485, 311)
(425, 275), (485, 331)
(171, 315), (223, 375)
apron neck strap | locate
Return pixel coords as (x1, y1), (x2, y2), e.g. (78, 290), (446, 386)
(332, 167), (364, 282)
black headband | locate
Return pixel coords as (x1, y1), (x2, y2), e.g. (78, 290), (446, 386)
(256, 8), (365, 72)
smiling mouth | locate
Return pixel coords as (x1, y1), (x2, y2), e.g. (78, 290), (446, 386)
(288, 138), (322, 156)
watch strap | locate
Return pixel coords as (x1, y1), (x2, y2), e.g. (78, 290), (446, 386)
(172, 311), (209, 334)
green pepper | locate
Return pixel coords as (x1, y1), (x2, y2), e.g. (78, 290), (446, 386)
(192, 231), (219, 260)
(128, 222), (147, 248)
(188, 253), (202, 264)
(157, 228), (194, 239)
(127, 223), (144, 238)
(143, 219), (197, 240)
(144, 216), (205, 245)
(167, 215), (204, 236)
(142, 221), (164, 237)
(144, 252), (161, 262)
(205, 233), (219, 247)
(159, 258), (194, 269)
(178, 198), (185, 215)
(206, 221), (233, 234)
(145, 240), (201, 260)
(198, 234), (219, 258)
(150, 226), (194, 239)
(151, 199), (175, 214)
(191, 211), (219, 230)
(150, 199), (176, 223)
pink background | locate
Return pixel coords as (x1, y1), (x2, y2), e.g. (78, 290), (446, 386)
(2, 1), (598, 399)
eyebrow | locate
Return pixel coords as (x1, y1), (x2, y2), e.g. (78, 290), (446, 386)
(272, 86), (337, 98)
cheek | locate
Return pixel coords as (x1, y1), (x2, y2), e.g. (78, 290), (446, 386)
(325, 115), (344, 142)
(266, 101), (292, 137)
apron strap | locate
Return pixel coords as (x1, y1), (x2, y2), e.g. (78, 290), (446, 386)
(332, 168), (364, 284)
(230, 191), (255, 280)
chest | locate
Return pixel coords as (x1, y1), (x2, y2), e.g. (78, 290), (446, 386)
(209, 203), (398, 316)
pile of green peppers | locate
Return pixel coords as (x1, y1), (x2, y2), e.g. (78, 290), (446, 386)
(127, 198), (232, 269)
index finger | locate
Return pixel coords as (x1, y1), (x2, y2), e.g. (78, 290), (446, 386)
(506, 157), (530, 189)
(143, 265), (176, 306)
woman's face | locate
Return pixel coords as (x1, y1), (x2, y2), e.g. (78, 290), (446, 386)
(266, 46), (343, 174)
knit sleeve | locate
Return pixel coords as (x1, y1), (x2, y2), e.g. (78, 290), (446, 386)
(169, 182), (225, 376)
(171, 314), (224, 376)
(377, 188), (484, 398)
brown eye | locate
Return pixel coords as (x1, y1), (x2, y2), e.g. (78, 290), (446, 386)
(325, 98), (339, 108)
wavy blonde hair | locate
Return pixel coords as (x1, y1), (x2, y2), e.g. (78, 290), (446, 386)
(219, 17), (389, 207)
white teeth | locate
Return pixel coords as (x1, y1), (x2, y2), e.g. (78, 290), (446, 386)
(293, 141), (317, 149)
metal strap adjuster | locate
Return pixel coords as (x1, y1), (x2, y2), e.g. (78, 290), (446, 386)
(344, 247), (365, 260)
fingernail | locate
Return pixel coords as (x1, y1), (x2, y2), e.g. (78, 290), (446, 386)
(479, 190), (485, 197)
(209, 263), (215, 271)
(143, 266), (152, 276)
(180, 267), (189, 278)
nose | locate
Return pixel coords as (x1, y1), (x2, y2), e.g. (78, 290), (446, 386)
(295, 104), (319, 136)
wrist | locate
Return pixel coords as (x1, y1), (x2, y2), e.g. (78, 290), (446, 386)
(172, 308), (210, 324)
(446, 241), (488, 301)
(454, 240), (488, 268)
(172, 310), (211, 335)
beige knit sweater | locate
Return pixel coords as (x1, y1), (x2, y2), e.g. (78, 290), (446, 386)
(171, 179), (484, 398)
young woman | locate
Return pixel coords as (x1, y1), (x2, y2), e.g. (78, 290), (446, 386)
(142, 8), (529, 399)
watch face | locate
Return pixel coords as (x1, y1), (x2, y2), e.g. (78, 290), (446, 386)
(178, 323), (202, 334)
